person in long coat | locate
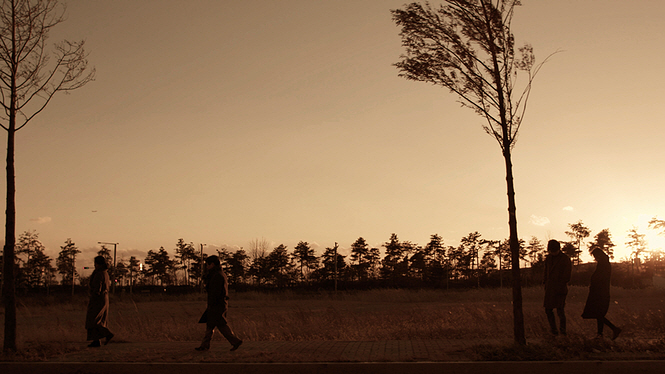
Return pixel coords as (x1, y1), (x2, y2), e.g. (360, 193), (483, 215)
(195, 255), (243, 351)
(543, 239), (572, 335)
(85, 256), (114, 347)
(582, 248), (621, 339)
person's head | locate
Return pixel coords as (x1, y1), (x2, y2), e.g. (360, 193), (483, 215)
(94, 255), (108, 270)
(205, 255), (221, 270)
(547, 240), (561, 254)
(591, 248), (609, 263)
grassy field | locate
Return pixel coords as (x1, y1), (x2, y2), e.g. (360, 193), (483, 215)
(2, 286), (665, 359)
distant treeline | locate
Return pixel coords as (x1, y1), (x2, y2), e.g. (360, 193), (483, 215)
(3, 221), (663, 294)
(10, 261), (658, 297)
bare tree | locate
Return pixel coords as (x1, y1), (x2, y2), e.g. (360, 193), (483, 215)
(626, 226), (647, 286)
(248, 237), (269, 261)
(649, 217), (665, 236)
(0, 0), (94, 352)
(392, 0), (552, 345)
(625, 226), (647, 263)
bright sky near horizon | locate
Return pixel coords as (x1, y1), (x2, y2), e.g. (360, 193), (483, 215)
(4, 0), (665, 268)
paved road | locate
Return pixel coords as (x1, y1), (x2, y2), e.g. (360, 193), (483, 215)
(45, 339), (489, 363)
(1, 339), (492, 365)
(3, 360), (665, 374)
(2, 340), (665, 373)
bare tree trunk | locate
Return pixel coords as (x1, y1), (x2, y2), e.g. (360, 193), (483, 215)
(3, 118), (17, 352)
(498, 252), (503, 288)
(504, 149), (526, 345)
(185, 258), (190, 286)
(488, 13), (526, 343)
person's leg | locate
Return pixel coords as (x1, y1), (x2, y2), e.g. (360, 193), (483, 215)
(93, 325), (113, 345)
(218, 322), (242, 350)
(195, 325), (215, 351)
(601, 317), (622, 340)
(104, 331), (114, 345)
(215, 309), (242, 350)
(87, 327), (103, 347)
(545, 308), (558, 335)
(556, 308), (567, 335)
(87, 334), (101, 347)
(596, 318), (604, 336)
(88, 340), (101, 347)
(601, 317), (615, 330)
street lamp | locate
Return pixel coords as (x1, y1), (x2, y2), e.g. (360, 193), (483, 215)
(334, 242), (338, 293)
(200, 243), (206, 293)
(98, 242), (118, 293)
(71, 250), (76, 296)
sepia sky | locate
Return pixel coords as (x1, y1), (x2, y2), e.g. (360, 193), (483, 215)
(6, 0), (665, 267)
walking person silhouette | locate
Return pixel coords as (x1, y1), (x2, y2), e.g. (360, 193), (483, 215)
(196, 255), (243, 351)
(582, 248), (622, 339)
(85, 256), (114, 347)
(543, 240), (572, 336)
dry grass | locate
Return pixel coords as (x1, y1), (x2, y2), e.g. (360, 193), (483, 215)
(2, 286), (665, 359)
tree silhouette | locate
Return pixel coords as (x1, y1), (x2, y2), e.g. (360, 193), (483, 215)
(409, 245), (428, 281)
(15, 230), (42, 264)
(588, 229), (615, 260)
(392, 0), (550, 344)
(460, 232), (483, 287)
(413, 234), (446, 282)
(189, 253), (208, 287)
(480, 240), (498, 272)
(350, 237), (371, 281)
(626, 226), (647, 286)
(226, 250), (249, 286)
(174, 239), (197, 286)
(367, 247), (382, 280)
(381, 233), (406, 282)
(144, 247), (174, 286)
(428, 234), (452, 285)
(293, 241), (318, 282)
(248, 238), (270, 285)
(625, 227), (647, 263)
(525, 236), (545, 267)
(56, 238), (80, 286)
(0, 0), (94, 352)
(565, 220), (591, 265)
(25, 247), (53, 288)
(265, 244), (293, 287)
(114, 260), (128, 286)
(15, 230), (51, 287)
(448, 242), (468, 280)
(319, 245), (346, 282)
(128, 256), (140, 291)
(649, 217), (665, 236)
(248, 237), (269, 262)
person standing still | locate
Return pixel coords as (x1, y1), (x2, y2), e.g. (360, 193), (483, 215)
(543, 240), (572, 336)
(196, 255), (243, 351)
(85, 256), (114, 347)
(582, 248), (621, 339)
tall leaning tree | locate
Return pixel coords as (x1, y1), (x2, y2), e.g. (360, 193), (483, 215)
(1, 0), (94, 352)
(392, 0), (551, 345)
